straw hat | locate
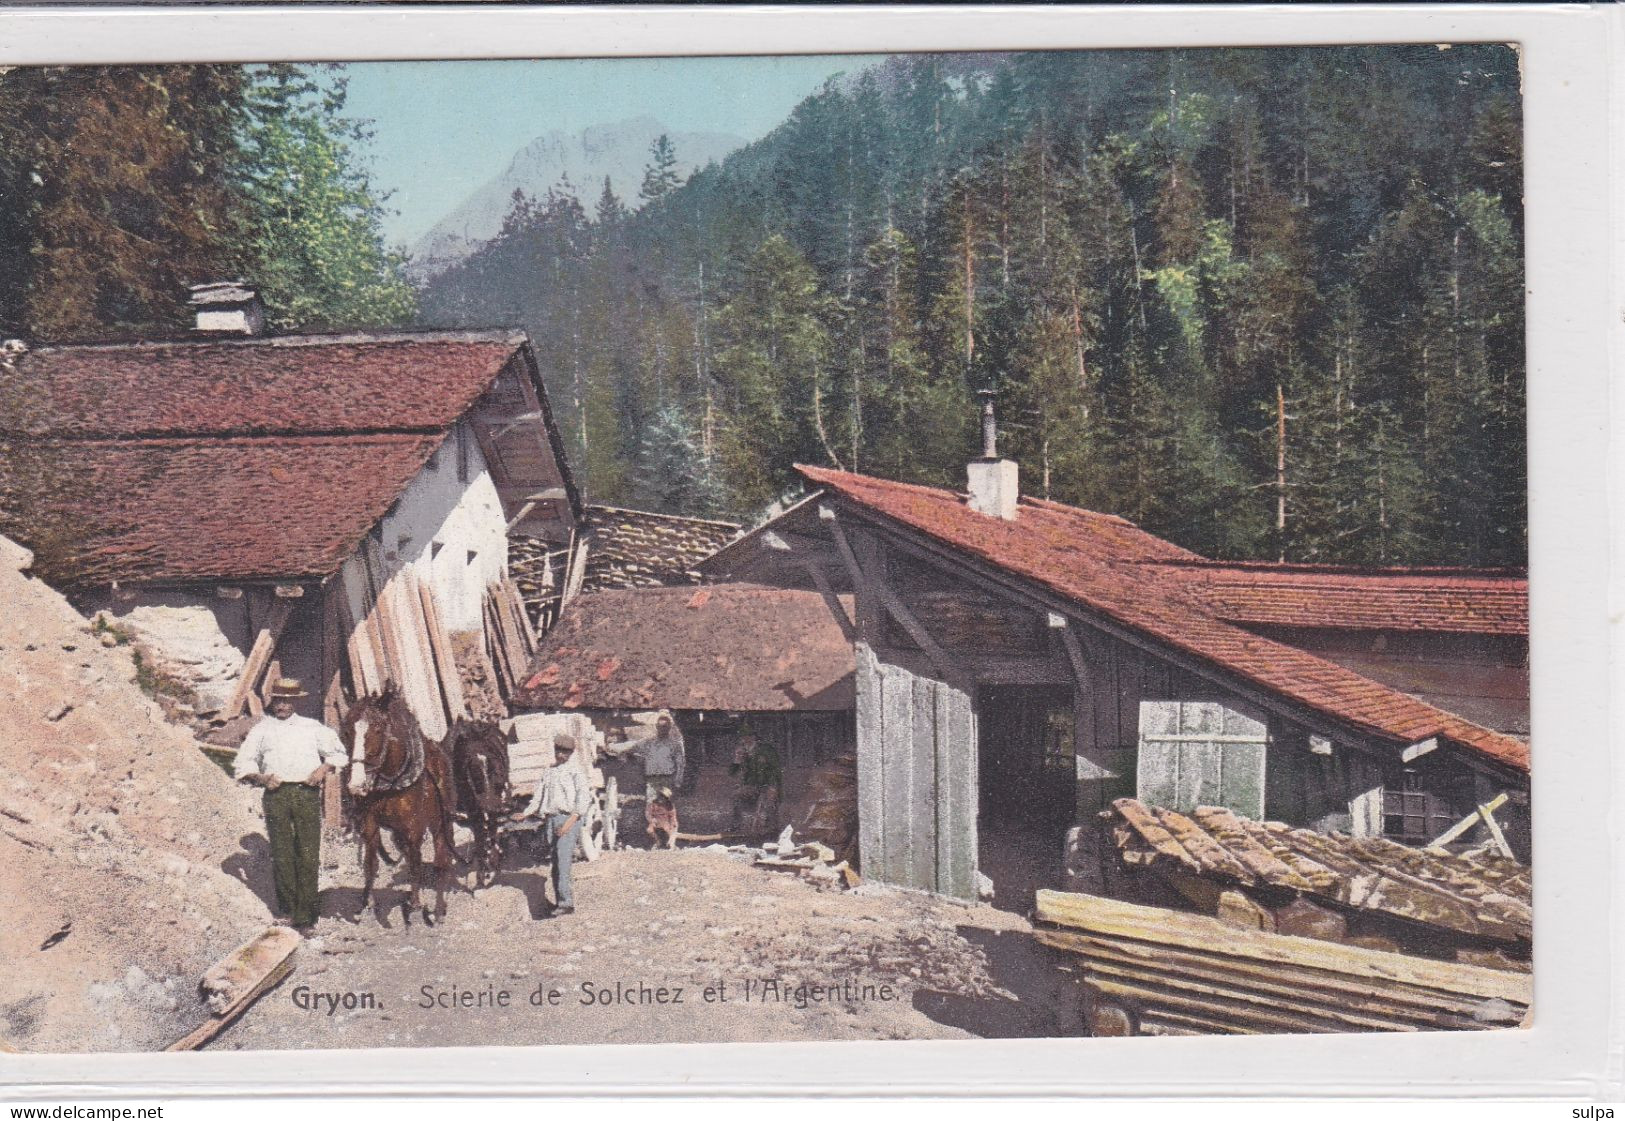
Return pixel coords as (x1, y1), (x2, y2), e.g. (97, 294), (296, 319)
(267, 678), (308, 700)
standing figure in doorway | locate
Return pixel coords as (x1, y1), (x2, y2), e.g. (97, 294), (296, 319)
(232, 679), (348, 930)
(729, 723), (783, 836)
(605, 711), (685, 841)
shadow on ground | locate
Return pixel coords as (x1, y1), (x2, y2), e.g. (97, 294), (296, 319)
(912, 924), (1086, 1039)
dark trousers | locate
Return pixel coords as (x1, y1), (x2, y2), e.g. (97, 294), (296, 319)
(264, 784), (323, 927)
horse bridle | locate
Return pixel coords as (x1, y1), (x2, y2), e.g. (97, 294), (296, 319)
(360, 708), (427, 794)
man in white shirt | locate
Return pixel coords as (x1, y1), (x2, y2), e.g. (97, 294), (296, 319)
(517, 734), (593, 916)
(232, 679), (349, 930)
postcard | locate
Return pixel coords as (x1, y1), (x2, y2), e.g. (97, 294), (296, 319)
(0, 39), (1548, 1060)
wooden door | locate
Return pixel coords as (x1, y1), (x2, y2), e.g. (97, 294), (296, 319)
(1136, 699), (1268, 819)
(855, 643), (979, 898)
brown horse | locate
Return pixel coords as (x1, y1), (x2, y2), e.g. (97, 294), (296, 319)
(341, 686), (457, 925)
(445, 718), (512, 889)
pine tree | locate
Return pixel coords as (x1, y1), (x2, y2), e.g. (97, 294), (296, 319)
(232, 65), (415, 332)
(640, 134), (682, 207)
(7, 66), (247, 342)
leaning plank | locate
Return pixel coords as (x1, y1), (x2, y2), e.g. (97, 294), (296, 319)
(222, 600), (294, 719)
(1034, 890), (1531, 1004)
(165, 926), (300, 1051)
(417, 577), (468, 721)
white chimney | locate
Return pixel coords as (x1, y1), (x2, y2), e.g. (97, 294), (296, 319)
(188, 281), (264, 337)
(967, 389), (1019, 520)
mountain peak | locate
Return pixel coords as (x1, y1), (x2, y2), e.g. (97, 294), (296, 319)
(411, 117), (743, 276)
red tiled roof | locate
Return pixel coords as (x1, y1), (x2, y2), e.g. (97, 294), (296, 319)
(1152, 560), (1528, 637)
(0, 330), (531, 585)
(513, 584), (855, 713)
(0, 331), (523, 438)
(796, 465), (1529, 773)
(0, 435), (442, 584)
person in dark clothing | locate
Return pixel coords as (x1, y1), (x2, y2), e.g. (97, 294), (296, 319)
(728, 724), (782, 835)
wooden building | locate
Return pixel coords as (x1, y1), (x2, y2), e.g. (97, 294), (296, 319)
(0, 295), (581, 748)
(510, 583), (857, 831)
(699, 428), (1529, 900)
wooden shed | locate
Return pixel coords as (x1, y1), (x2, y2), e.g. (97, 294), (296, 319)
(699, 457), (1530, 902)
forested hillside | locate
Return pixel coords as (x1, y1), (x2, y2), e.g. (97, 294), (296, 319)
(420, 47), (1524, 568)
(0, 65), (413, 342)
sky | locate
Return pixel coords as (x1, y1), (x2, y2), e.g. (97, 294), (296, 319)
(342, 56), (887, 250)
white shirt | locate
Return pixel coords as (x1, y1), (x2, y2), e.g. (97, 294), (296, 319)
(233, 713), (349, 784)
(523, 761), (593, 819)
(611, 730), (685, 782)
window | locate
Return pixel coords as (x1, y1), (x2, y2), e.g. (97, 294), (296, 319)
(1382, 773), (1458, 842)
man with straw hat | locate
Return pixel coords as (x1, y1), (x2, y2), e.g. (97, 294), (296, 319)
(232, 678), (348, 930)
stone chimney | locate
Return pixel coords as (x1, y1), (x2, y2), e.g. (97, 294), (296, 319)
(967, 388), (1019, 520)
(188, 281), (264, 337)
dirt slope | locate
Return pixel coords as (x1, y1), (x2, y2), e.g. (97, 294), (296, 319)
(0, 535), (271, 1053)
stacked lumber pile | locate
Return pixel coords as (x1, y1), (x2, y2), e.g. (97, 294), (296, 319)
(337, 540), (468, 741)
(500, 712), (605, 796)
(1033, 889), (1531, 1037)
(1105, 798), (1530, 960)
(482, 576), (538, 701)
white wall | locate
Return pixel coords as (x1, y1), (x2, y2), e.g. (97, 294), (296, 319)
(372, 420), (509, 635)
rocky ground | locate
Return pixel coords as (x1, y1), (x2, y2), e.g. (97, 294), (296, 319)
(216, 841), (1084, 1049)
(0, 537), (271, 1053)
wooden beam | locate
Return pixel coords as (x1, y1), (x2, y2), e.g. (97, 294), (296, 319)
(1427, 792), (1510, 851)
(803, 561), (856, 642)
(1401, 737), (1439, 763)
(824, 506), (951, 678)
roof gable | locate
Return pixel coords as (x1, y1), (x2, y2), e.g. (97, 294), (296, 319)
(795, 464), (1528, 773)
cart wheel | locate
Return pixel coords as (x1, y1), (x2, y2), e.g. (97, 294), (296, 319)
(602, 777), (619, 851)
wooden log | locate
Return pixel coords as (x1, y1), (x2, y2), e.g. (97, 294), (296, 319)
(1034, 890), (1532, 1005)
(1272, 897), (1348, 942)
(165, 926), (300, 1051)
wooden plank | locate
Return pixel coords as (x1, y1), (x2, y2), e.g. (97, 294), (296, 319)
(855, 643), (887, 884)
(910, 675), (937, 891)
(879, 659), (915, 888)
(1035, 890), (1532, 1002)
(1044, 926), (1498, 1023)
(946, 678), (978, 899)
(417, 576), (468, 722)
(165, 926), (300, 1052)
(1428, 793), (1510, 849)
(222, 599), (294, 719)
(933, 677), (954, 897)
